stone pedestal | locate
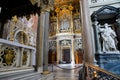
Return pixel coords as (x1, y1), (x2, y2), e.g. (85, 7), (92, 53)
(95, 52), (120, 75)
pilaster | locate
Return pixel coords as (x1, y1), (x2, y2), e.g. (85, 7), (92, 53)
(92, 16), (101, 53)
(71, 38), (75, 64)
(56, 40), (60, 64)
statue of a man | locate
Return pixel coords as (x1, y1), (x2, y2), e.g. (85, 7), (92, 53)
(99, 23), (117, 52)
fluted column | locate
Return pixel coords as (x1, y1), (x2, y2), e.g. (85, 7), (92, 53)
(80, 0), (94, 63)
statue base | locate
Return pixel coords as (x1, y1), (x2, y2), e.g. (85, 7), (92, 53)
(98, 51), (120, 54)
(95, 52), (120, 75)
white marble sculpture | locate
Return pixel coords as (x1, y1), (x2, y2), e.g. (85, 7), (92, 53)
(99, 23), (117, 52)
(74, 19), (80, 29)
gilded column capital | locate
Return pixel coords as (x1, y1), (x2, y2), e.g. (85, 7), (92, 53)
(41, 6), (51, 13)
(40, 0), (54, 13)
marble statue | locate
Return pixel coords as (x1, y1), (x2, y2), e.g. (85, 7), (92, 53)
(74, 19), (80, 29)
(99, 23), (117, 52)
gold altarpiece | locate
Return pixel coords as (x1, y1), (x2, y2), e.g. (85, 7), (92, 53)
(49, 1), (83, 64)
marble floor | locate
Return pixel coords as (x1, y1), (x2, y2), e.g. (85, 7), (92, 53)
(48, 64), (83, 80)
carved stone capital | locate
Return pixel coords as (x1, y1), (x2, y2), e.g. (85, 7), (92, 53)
(40, 0), (54, 12)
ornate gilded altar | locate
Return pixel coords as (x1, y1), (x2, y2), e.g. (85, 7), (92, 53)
(48, 0), (83, 64)
(0, 14), (37, 71)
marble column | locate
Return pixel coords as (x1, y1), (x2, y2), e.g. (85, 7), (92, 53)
(80, 0), (94, 63)
(43, 11), (50, 72)
(35, 12), (44, 73)
(93, 17), (101, 53)
(56, 40), (60, 64)
(71, 39), (75, 64)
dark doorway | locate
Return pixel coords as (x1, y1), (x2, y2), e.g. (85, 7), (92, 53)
(48, 50), (57, 64)
(62, 49), (70, 64)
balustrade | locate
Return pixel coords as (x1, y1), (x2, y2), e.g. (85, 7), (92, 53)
(0, 39), (36, 72)
(79, 63), (120, 80)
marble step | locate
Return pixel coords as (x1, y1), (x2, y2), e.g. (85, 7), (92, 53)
(0, 68), (35, 80)
(0, 69), (54, 80)
(8, 72), (40, 80)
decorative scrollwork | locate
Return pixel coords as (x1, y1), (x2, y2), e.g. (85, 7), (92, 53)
(49, 41), (56, 50)
(4, 49), (15, 66)
(0, 47), (16, 67)
(22, 51), (28, 65)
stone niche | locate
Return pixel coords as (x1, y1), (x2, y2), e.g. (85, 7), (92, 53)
(91, 5), (120, 75)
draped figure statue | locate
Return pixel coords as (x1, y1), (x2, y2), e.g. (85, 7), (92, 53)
(99, 23), (117, 52)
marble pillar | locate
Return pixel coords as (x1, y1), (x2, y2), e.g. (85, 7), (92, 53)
(80, 0), (94, 63)
(35, 13), (44, 73)
(93, 19), (101, 53)
(43, 11), (50, 72)
(71, 39), (75, 64)
(56, 40), (60, 64)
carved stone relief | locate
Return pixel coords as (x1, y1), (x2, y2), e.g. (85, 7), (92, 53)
(0, 46), (17, 68)
(49, 40), (56, 50)
(75, 38), (82, 50)
(22, 50), (31, 66)
(60, 40), (71, 46)
(2, 14), (38, 46)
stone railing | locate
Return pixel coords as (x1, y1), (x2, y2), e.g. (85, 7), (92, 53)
(79, 63), (120, 80)
(0, 39), (36, 72)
